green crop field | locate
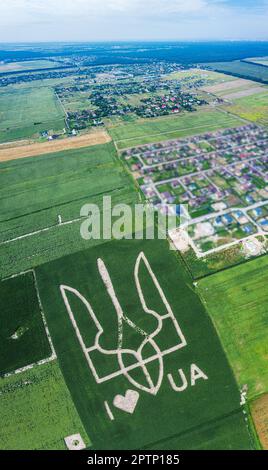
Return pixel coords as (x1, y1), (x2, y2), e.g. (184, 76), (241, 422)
(223, 91), (268, 126)
(0, 271), (51, 376)
(198, 255), (268, 400)
(0, 361), (90, 450)
(164, 68), (237, 84)
(35, 237), (252, 450)
(108, 110), (244, 149)
(0, 142), (138, 279)
(207, 61), (268, 84)
(0, 84), (65, 143)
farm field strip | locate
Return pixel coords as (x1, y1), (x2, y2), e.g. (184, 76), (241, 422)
(0, 270), (55, 376)
(251, 393), (268, 449)
(109, 110), (244, 149)
(122, 123), (268, 258)
(222, 91), (268, 126)
(206, 61), (268, 84)
(197, 255), (268, 400)
(0, 361), (91, 450)
(0, 142), (139, 279)
(0, 130), (111, 162)
(35, 237), (252, 450)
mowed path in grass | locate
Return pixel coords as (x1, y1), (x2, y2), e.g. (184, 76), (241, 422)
(36, 238), (253, 450)
(198, 255), (268, 400)
(0, 85), (65, 143)
(108, 109), (245, 149)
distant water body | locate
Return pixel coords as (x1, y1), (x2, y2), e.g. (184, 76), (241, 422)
(1, 41), (268, 64)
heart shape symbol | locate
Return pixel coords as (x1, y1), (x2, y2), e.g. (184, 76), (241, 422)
(113, 390), (140, 414)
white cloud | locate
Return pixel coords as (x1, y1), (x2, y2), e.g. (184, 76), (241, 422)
(0, 0), (267, 41)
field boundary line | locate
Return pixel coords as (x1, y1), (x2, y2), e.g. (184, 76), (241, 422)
(141, 407), (252, 450)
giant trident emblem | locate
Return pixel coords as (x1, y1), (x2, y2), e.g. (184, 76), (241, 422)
(60, 252), (187, 396)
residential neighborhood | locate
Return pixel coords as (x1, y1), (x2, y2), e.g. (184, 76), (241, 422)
(123, 124), (268, 255)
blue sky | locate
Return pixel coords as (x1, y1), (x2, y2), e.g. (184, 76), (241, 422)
(0, 0), (268, 42)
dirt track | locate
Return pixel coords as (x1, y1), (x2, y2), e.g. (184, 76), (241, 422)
(0, 131), (112, 163)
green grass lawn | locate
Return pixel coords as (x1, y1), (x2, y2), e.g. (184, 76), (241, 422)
(0, 272), (51, 375)
(0, 361), (90, 450)
(108, 110), (244, 149)
(0, 84), (65, 142)
(35, 237), (251, 450)
(198, 255), (268, 400)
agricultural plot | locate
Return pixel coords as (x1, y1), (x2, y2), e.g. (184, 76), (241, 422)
(149, 411), (253, 450)
(109, 109), (244, 149)
(0, 130), (111, 163)
(0, 60), (61, 73)
(35, 237), (252, 450)
(251, 393), (268, 449)
(198, 255), (268, 400)
(245, 58), (268, 67)
(207, 61), (268, 84)
(0, 142), (138, 279)
(0, 84), (65, 143)
(202, 78), (265, 99)
(0, 361), (90, 450)
(0, 271), (52, 376)
(222, 91), (268, 126)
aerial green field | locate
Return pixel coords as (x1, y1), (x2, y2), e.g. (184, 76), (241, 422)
(149, 411), (254, 450)
(35, 237), (252, 450)
(223, 91), (268, 125)
(245, 57), (268, 67)
(0, 84), (65, 143)
(108, 110), (244, 149)
(0, 142), (138, 279)
(164, 68), (237, 84)
(198, 255), (268, 400)
(207, 61), (268, 84)
(0, 361), (90, 450)
(0, 272), (51, 376)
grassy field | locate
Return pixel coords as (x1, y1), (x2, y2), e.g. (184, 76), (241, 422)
(0, 60), (61, 73)
(251, 393), (268, 449)
(0, 272), (51, 376)
(198, 255), (268, 400)
(0, 85), (65, 143)
(35, 237), (252, 450)
(149, 410), (253, 450)
(164, 68), (237, 84)
(108, 109), (244, 149)
(246, 58), (268, 67)
(223, 91), (268, 126)
(0, 142), (138, 279)
(207, 61), (268, 84)
(0, 361), (90, 450)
